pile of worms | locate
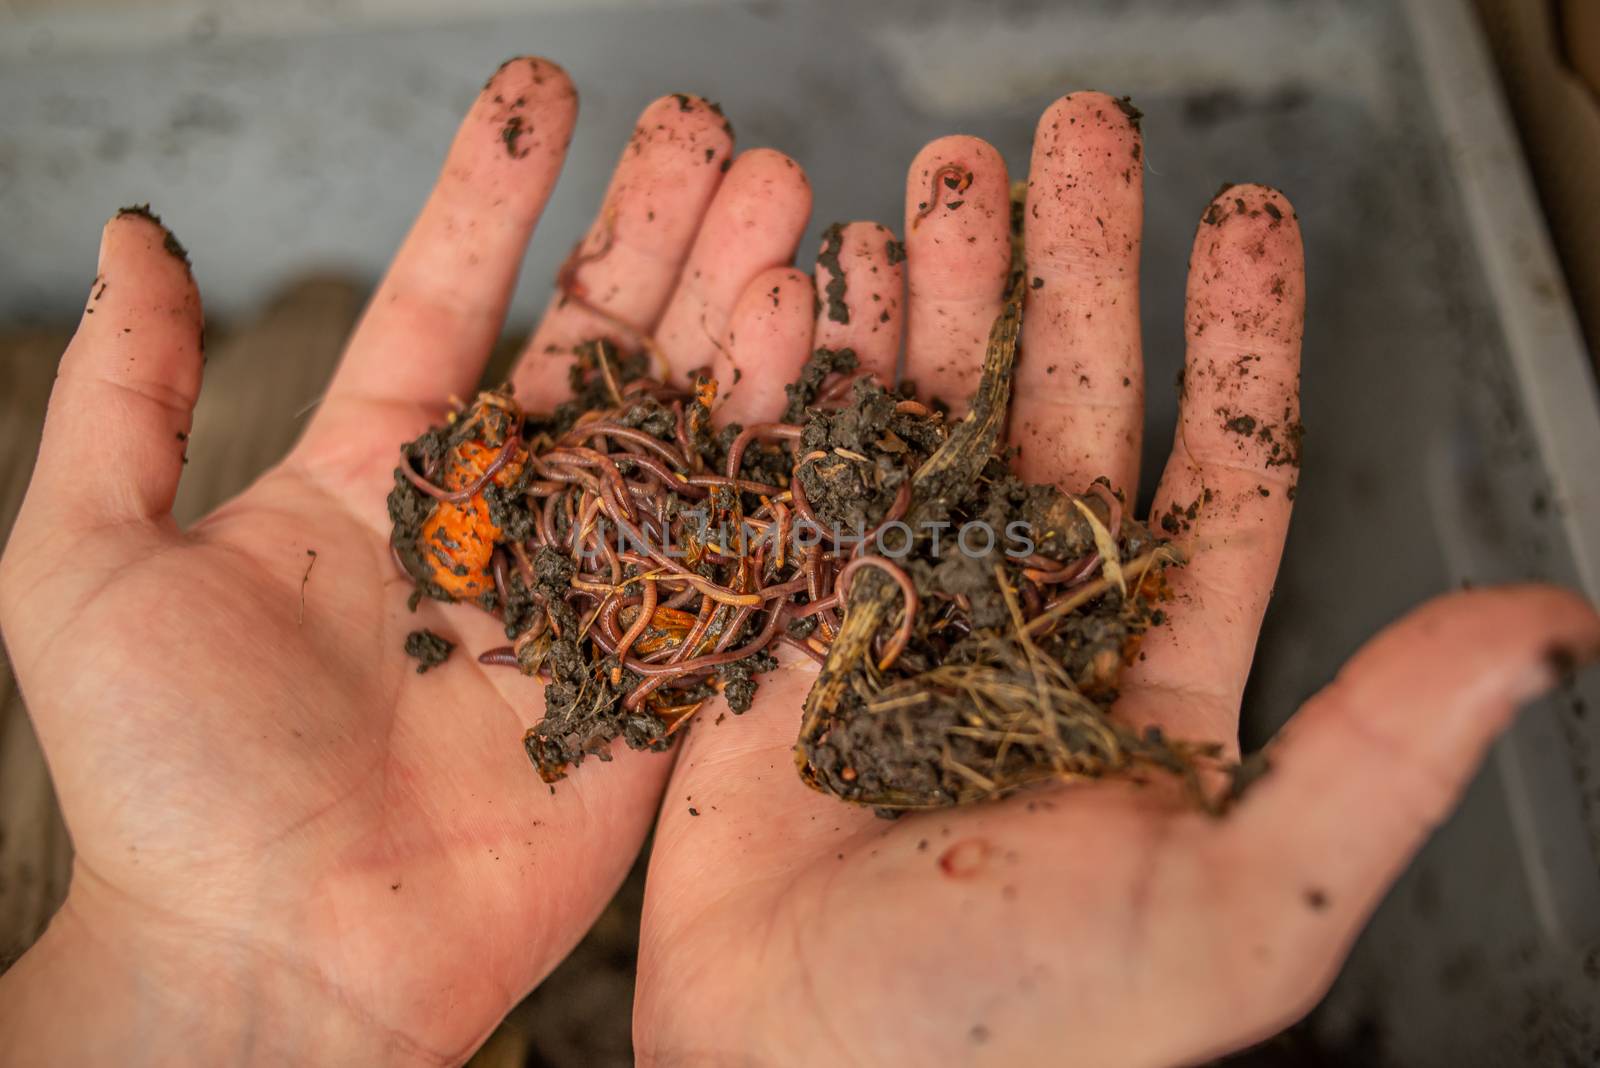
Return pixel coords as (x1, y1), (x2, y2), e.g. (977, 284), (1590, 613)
(386, 180), (1212, 806)
(386, 331), (1196, 804)
(387, 341), (906, 779)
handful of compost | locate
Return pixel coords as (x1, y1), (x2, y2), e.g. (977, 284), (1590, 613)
(388, 286), (1215, 808)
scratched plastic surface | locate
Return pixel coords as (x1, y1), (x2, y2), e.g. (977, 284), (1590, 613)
(2, 1), (1598, 1062)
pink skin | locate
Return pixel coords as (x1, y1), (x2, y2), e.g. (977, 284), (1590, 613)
(711, 267), (816, 428)
(2, 56), (1597, 1067)
(516, 92), (734, 406)
(812, 220), (906, 382)
(1013, 93), (1146, 496)
(901, 136), (1012, 411)
(653, 148), (813, 385)
(1117, 184), (1305, 754)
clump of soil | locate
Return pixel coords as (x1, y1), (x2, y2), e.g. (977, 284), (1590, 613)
(404, 629), (455, 673)
(792, 283), (1214, 809)
(387, 298), (1216, 807)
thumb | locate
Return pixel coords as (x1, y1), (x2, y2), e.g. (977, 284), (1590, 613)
(1222, 585), (1599, 1023)
(20, 207), (204, 535)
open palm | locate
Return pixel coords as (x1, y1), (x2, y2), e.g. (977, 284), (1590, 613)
(631, 95), (1599, 1066)
(0, 57), (822, 1064)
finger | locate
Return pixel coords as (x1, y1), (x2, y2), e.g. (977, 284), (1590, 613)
(21, 208), (202, 528)
(901, 136), (1011, 412)
(1013, 92), (1145, 495)
(813, 221), (906, 384)
(320, 57), (577, 417)
(516, 93), (735, 407)
(653, 149), (812, 384)
(711, 267), (816, 427)
(1220, 586), (1600, 1025)
(1117, 185), (1305, 754)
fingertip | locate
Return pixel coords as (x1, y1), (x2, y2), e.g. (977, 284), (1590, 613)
(1032, 91), (1145, 187)
(473, 56), (579, 168)
(1203, 181), (1298, 220)
(102, 205), (197, 290)
(1178, 181), (1305, 478)
(88, 206), (203, 352)
(517, 92), (738, 400)
(813, 220), (905, 381)
(1026, 92), (1144, 268)
(712, 148), (813, 248)
(1404, 584), (1600, 700)
(483, 54), (575, 101)
(1014, 90), (1146, 494)
(731, 147), (811, 193)
(1189, 183), (1305, 340)
(1219, 583), (1600, 999)
(716, 265), (815, 426)
(1043, 90), (1145, 131)
(905, 135), (1008, 237)
(726, 265), (813, 346)
(639, 92), (736, 163)
(599, 91), (736, 264)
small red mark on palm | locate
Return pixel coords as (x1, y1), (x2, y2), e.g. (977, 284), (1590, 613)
(938, 837), (992, 878)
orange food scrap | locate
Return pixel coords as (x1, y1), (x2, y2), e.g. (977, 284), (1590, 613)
(420, 416), (526, 598)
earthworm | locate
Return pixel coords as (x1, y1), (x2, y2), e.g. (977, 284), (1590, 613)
(836, 555), (918, 671)
(389, 536), (413, 581)
(818, 371), (873, 406)
(789, 453), (829, 533)
(556, 211), (672, 379)
(1087, 480), (1123, 539)
(853, 481), (913, 559)
(612, 452), (704, 496)
(592, 600), (785, 679)
(779, 633), (827, 665)
(567, 422), (689, 469)
(1024, 553), (1100, 586)
(671, 597), (720, 665)
(672, 402), (695, 466)
(912, 163), (972, 229)
(787, 592), (840, 618)
(399, 431), (521, 503)
(400, 343), (1169, 744)
(611, 576), (657, 683)
(725, 422), (803, 481)
(714, 605), (754, 653)
(491, 547), (511, 606)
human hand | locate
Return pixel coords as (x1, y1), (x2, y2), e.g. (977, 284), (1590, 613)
(630, 93), (1600, 1065)
(0, 56), (816, 1066)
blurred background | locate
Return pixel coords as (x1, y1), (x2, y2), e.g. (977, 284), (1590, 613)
(2, 0), (1599, 1064)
